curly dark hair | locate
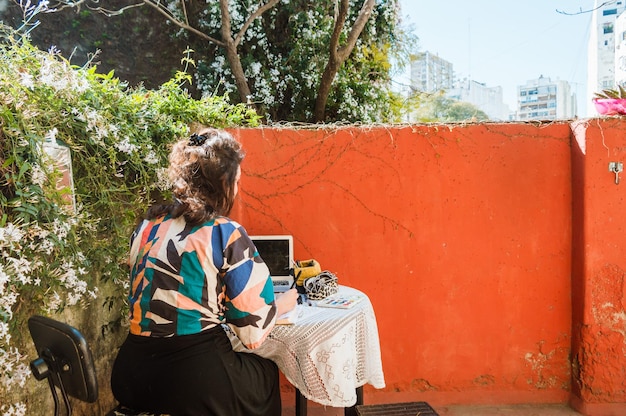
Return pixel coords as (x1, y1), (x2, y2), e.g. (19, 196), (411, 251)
(146, 128), (245, 225)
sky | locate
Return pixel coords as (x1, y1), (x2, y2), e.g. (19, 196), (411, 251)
(396, 0), (595, 116)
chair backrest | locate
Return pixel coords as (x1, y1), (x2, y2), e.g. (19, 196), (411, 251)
(28, 315), (99, 403)
(28, 315), (163, 416)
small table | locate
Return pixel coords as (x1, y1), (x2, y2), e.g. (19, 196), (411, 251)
(228, 286), (385, 416)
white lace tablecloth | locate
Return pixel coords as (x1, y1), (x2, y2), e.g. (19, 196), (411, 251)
(227, 286), (385, 407)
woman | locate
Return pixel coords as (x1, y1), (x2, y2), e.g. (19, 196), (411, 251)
(111, 128), (298, 415)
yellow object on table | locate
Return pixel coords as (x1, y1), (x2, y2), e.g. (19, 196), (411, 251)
(293, 259), (322, 286)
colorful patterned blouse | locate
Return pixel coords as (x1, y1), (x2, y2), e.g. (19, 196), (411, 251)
(127, 214), (277, 349)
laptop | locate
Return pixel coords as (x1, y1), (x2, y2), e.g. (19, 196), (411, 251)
(250, 235), (294, 292)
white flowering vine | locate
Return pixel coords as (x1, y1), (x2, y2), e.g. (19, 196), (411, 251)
(0, 16), (259, 411)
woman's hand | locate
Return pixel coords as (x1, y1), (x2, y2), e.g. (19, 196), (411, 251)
(275, 289), (299, 317)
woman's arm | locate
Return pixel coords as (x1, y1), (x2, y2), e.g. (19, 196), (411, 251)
(218, 220), (290, 348)
(275, 289), (299, 316)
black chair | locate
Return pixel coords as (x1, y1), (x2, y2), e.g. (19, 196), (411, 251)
(28, 315), (98, 416)
(28, 315), (163, 416)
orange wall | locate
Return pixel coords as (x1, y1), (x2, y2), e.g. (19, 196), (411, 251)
(570, 119), (626, 416)
(228, 122), (626, 414)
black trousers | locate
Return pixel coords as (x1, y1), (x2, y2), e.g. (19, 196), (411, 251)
(111, 326), (281, 416)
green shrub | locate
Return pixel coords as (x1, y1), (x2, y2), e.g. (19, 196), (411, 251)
(0, 24), (259, 412)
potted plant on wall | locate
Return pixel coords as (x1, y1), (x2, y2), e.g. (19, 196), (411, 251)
(593, 86), (626, 115)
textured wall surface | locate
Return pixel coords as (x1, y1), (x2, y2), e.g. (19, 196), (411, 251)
(21, 121), (626, 415)
(570, 119), (626, 416)
(230, 123), (575, 407)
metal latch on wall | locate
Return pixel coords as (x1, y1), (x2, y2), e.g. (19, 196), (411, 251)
(609, 162), (623, 185)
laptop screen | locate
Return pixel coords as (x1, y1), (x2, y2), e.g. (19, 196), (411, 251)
(249, 235), (294, 292)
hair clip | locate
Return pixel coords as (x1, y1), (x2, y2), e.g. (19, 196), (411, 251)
(188, 133), (208, 146)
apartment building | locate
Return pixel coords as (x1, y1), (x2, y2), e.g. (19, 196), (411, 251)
(410, 52), (511, 120)
(614, 8), (626, 86)
(587, 0), (626, 113)
(448, 79), (511, 121)
(409, 51), (454, 94)
(517, 76), (577, 121)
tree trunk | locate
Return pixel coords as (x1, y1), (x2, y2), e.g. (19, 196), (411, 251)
(313, 0), (375, 123)
(224, 42), (252, 103)
(220, 0), (252, 103)
(314, 60), (341, 123)
(144, 0), (280, 108)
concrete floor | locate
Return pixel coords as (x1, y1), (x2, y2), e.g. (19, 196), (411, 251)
(282, 403), (584, 416)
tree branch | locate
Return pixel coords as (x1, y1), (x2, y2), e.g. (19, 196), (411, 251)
(219, 0), (252, 103)
(234, 0), (281, 47)
(181, 0), (190, 25)
(556, 1), (617, 15)
(143, 0), (225, 47)
(337, 0), (374, 61)
(47, 0), (143, 15)
(328, 0), (350, 64)
(314, 0), (375, 122)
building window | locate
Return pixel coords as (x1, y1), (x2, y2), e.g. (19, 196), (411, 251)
(604, 9), (618, 16)
(538, 86), (553, 95)
(604, 23), (614, 34)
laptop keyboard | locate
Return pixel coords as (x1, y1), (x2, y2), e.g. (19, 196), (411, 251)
(273, 280), (291, 292)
